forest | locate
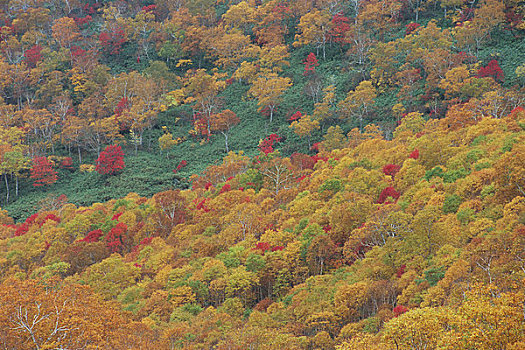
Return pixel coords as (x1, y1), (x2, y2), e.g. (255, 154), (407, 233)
(0, 0), (525, 348)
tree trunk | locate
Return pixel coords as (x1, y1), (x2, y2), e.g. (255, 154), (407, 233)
(223, 131), (229, 152)
(307, 134), (311, 150)
(4, 174), (9, 205)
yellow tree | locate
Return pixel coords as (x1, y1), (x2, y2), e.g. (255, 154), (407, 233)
(494, 143), (525, 201)
(82, 117), (122, 156)
(51, 17), (80, 50)
(441, 284), (525, 349)
(0, 127), (29, 203)
(202, 25), (257, 70)
(19, 108), (59, 154)
(338, 80), (377, 129)
(252, 0), (290, 47)
(61, 115), (88, 163)
(321, 125), (346, 151)
(453, 0), (505, 55)
(119, 101), (158, 153)
(127, 8), (158, 59)
(358, 0), (402, 40)
(293, 10), (332, 59)
(383, 307), (444, 350)
(171, 69), (227, 137)
(0, 278), (135, 350)
(222, 1), (257, 34)
(248, 73), (292, 123)
(289, 114), (320, 149)
(313, 84), (337, 128)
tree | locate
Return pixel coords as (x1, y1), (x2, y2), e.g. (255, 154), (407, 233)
(222, 1), (257, 33)
(252, 0), (291, 46)
(259, 157), (296, 196)
(149, 189), (188, 237)
(338, 80), (377, 129)
(51, 17), (80, 50)
(303, 52), (319, 75)
(169, 69), (227, 139)
(293, 10), (332, 59)
(0, 127), (28, 202)
(30, 157), (58, 187)
(454, 0), (505, 55)
(358, 0), (402, 40)
(289, 114), (320, 149)
(158, 127), (182, 157)
(321, 125), (346, 151)
(494, 143), (525, 201)
(306, 234), (337, 275)
(313, 85), (337, 127)
(202, 26), (257, 69)
(383, 307), (444, 350)
(248, 73), (292, 123)
(211, 109), (240, 152)
(0, 278), (142, 350)
(96, 145), (125, 175)
(477, 59), (504, 82)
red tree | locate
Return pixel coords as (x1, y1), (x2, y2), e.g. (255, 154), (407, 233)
(378, 187), (400, 204)
(330, 13), (351, 44)
(80, 229), (104, 243)
(382, 164), (401, 177)
(99, 28), (127, 55)
(303, 52), (319, 75)
(96, 145), (125, 175)
(258, 134), (282, 155)
(30, 157), (58, 187)
(409, 149), (420, 159)
(288, 111), (302, 122)
(24, 45), (42, 68)
(477, 59), (504, 82)
(405, 22), (420, 35)
(393, 305), (408, 317)
(106, 222), (127, 253)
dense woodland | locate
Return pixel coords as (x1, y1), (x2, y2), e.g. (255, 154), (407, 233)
(0, 0), (525, 348)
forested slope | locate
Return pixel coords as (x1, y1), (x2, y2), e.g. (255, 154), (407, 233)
(0, 0), (523, 219)
(1, 107), (524, 348)
(0, 0), (525, 348)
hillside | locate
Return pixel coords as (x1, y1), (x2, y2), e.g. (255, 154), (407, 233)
(0, 0), (523, 219)
(0, 0), (525, 348)
(1, 107), (525, 348)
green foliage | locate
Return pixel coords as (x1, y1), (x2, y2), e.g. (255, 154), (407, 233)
(348, 159), (373, 170)
(481, 184), (496, 199)
(421, 266), (445, 287)
(362, 317), (381, 334)
(471, 135), (488, 146)
(474, 161), (492, 171)
(457, 208), (476, 224)
(502, 136), (517, 153)
(465, 149), (484, 164)
(319, 178), (343, 193)
(245, 253), (265, 272)
(443, 168), (469, 183)
(443, 194), (462, 214)
(424, 166), (445, 181)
